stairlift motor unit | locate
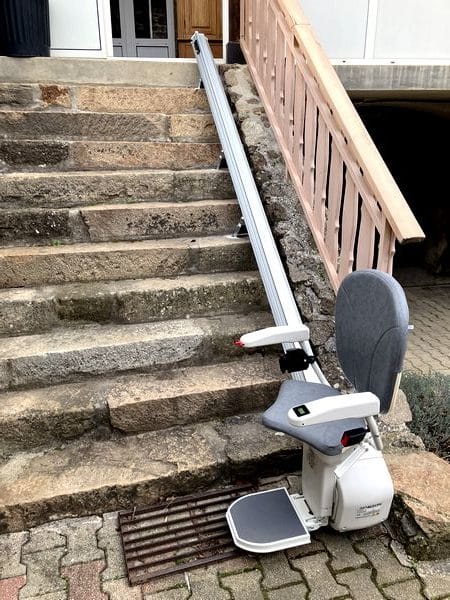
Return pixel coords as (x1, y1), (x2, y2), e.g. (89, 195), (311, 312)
(226, 439), (394, 553)
(226, 324), (395, 553)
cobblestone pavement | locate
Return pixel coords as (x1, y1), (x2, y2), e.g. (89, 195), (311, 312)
(403, 284), (450, 375)
(1, 476), (449, 600)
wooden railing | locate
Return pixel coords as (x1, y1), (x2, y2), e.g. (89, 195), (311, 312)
(240, 0), (425, 292)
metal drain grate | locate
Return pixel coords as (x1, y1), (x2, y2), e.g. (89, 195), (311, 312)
(118, 483), (253, 585)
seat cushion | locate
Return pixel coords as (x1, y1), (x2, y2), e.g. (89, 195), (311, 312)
(262, 380), (366, 456)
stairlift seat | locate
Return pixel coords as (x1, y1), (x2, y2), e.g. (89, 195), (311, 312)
(262, 381), (366, 455)
(262, 270), (410, 454)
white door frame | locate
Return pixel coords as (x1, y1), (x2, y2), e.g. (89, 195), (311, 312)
(222, 0), (229, 60)
(107, 0), (230, 59)
(112, 0), (176, 57)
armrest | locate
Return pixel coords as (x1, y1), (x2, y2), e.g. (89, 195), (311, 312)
(287, 392), (380, 427)
(234, 324), (310, 348)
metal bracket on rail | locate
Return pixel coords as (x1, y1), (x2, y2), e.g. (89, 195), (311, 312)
(231, 216), (248, 239)
(217, 150), (227, 170)
(279, 349), (316, 373)
(193, 38), (200, 55)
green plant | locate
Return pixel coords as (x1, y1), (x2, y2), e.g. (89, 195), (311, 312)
(401, 371), (450, 461)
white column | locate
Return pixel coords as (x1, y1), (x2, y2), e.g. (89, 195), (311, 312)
(364, 0), (379, 59)
(222, 0), (230, 59)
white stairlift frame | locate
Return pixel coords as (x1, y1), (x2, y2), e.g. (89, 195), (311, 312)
(227, 326), (394, 552)
(191, 32), (394, 554)
(287, 391), (380, 426)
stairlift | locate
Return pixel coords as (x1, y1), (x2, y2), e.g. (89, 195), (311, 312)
(226, 269), (409, 552)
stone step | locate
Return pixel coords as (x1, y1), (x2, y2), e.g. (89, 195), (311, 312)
(0, 111), (217, 142)
(75, 85), (210, 114)
(0, 83), (210, 113)
(0, 235), (254, 288)
(0, 311), (273, 391)
(0, 412), (300, 533)
(0, 271), (265, 336)
(0, 57), (200, 87)
(0, 169), (234, 209)
(0, 140), (221, 171)
(0, 200), (240, 246)
(0, 356), (281, 453)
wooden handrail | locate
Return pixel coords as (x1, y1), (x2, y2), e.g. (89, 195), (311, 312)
(240, 0), (425, 291)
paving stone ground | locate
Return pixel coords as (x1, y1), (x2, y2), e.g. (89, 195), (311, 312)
(401, 283), (450, 376)
(1, 476), (449, 600)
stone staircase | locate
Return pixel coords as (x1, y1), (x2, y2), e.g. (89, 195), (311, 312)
(0, 59), (298, 533)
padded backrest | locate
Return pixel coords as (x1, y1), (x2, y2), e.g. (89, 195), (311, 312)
(335, 270), (409, 413)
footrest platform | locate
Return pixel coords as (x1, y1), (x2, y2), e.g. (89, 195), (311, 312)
(226, 487), (311, 553)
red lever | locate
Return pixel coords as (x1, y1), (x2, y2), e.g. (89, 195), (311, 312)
(341, 433), (350, 447)
(341, 427), (368, 447)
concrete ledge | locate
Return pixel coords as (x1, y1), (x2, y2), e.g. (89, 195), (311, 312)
(335, 63), (450, 99)
(0, 57), (199, 87)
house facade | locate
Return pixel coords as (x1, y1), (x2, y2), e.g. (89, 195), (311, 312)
(47, 0), (239, 59)
(301, 0), (450, 62)
(44, 0), (450, 62)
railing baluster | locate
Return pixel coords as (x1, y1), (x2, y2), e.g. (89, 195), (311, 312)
(325, 141), (343, 271)
(292, 63), (306, 179)
(266, 6), (276, 107)
(254, 0), (261, 70)
(244, 0), (252, 50)
(377, 219), (396, 272)
(313, 114), (329, 237)
(275, 22), (285, 122)
(338, 172), (359, 281)
(259, 1), (268, 81)
(303, 88), (317, 207)
(356, 205), (376, 269)
(283, 49), (295, 146)
(250, 0), (258, 61)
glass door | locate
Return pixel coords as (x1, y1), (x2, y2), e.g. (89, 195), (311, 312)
(111, 0), (175, 57)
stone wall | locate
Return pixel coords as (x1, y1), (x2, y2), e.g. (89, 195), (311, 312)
(222, 64), (343, 385)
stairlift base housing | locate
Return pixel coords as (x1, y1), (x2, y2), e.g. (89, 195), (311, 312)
(226, 440), (394, 552)
(302, 442), (394, 532)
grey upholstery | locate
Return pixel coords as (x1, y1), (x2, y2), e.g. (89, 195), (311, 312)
(262, 270), (409, 455)
(263, 380), (366, 455)
(335, 270), (409, 413)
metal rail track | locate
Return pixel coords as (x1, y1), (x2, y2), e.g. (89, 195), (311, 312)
(191, 32), (327, 386)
